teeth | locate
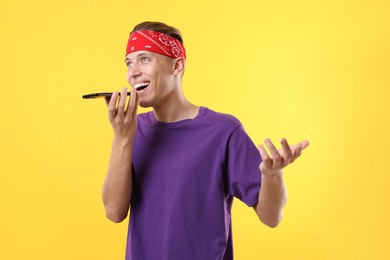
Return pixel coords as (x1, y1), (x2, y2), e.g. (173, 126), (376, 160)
(134, 82), (150, 89)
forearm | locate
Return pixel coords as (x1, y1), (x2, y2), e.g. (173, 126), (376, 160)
(102, 137), (133, 223)
(254, 172), (287, 228)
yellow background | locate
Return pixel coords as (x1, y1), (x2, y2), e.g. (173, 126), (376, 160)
(1, 0), (389, 259)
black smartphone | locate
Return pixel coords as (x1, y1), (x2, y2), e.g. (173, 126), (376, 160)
(82, 92), (131, 99)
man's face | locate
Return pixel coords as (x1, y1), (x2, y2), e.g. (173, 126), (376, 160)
(125, 50), (176, 108)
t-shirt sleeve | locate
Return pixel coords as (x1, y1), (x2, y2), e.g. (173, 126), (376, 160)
(225, 125), (262, 207)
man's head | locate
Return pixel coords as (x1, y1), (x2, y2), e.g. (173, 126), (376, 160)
(125, 22), (186, 108)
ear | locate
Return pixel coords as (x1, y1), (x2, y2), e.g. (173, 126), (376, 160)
(172, 57), (185, 76)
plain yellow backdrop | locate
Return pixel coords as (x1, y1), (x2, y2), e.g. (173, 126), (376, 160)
(1, 0), (389, 259)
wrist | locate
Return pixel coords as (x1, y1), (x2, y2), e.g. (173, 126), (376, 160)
(112, 135), (134, 147)
(261, 171), (284, 181)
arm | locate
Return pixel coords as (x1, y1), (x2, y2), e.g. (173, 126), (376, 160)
(253, 138), (309, 228)
(102, 87), (139, 223)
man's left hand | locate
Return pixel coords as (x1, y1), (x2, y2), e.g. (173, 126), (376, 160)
(258, 138), (310, 177)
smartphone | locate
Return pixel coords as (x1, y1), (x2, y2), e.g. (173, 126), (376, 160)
(82, 92), (131, 99)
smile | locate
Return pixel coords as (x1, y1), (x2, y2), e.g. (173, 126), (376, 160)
(134, 82), (150, 91)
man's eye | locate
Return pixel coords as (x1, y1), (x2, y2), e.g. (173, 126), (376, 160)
(126, 61), (133, 67)
(141, 57), (149, 62)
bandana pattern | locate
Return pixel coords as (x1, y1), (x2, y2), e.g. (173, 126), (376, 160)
(126, 30), (186, 59)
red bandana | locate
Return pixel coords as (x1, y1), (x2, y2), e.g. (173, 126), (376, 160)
(126, 30), (186, 59)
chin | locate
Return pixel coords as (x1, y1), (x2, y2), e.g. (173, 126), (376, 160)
(138, 100), (154, 108)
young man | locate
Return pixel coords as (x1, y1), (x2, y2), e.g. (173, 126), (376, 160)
(102, 21), (309, 260)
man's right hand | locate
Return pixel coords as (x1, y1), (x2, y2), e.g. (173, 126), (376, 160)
(102, 87), (138, 223)
(105, 87), (139, 142)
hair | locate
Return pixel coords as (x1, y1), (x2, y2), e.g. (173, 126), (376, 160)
(131, 21), (184, 44)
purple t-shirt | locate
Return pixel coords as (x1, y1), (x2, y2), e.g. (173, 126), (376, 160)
(126, 107), (262, 260)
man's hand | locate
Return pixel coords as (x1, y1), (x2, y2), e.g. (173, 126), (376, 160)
(258, 138), (310, 178)
(102, 87), (138, 223)
(254, 138), (309, 227)
(105, 87), (139, 142)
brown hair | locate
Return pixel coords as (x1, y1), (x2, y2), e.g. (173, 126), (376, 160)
(131, 21), (184, 44)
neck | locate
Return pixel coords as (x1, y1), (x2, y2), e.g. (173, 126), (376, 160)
(153, 91), (199, 123)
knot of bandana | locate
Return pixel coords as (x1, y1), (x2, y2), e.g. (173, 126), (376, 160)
(126, 30), (186, 59)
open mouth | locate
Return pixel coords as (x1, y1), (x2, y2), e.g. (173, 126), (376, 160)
(134, 81), (150, 91)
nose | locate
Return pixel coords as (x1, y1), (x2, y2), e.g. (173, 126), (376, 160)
(126, 63), (142, 84)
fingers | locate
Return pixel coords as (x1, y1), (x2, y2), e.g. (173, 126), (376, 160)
(116, 87), (128, 118)
(290, 146), (303, 163)
(258, 138), (308, 171)
(106, 87), (132, 122)
(290, 140), (309, 163)
(264, 138), (281, 166)
(258, 144), (272, 169)
(301, 140), (310, 149)
(125, 87), (139, 119)
(280, 138), (293, 166)
(107, 91), (120, 121)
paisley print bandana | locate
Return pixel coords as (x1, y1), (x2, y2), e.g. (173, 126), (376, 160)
(126, 30), (186, 59)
